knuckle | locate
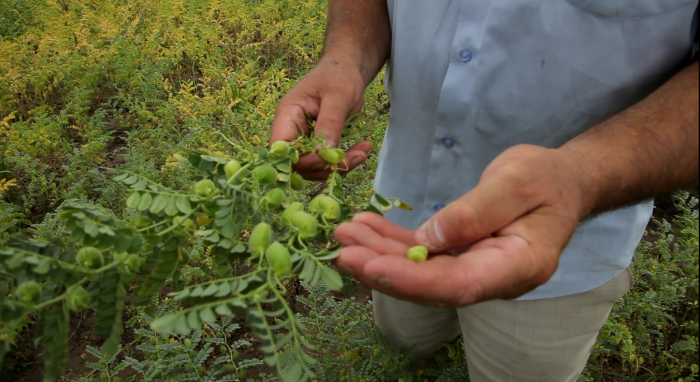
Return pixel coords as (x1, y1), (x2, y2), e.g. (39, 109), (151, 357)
(500, 163), (541, 201)
(318, 114), (345, 128)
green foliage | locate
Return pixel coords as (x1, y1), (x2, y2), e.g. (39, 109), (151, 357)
(0, 201), (24, 245)
(294, 281), (469, 382)
(0, 132), (406, 381)
(0, 0), (696, 381)
(127, 314), (266, 382)
(74, 345), (134, 382)
(0, 0), (387, 222)
(34, 304), (70, 381)
(581, 192), (699, 381)
(296, 281), (413, 382)
(0, 200), (141, 378)
(72, 314), (268, 382)
(89, 269), (129, 358)
(0, 0), (40, 38)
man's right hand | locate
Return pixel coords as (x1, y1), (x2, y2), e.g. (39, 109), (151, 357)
(270, 57), (372, 181)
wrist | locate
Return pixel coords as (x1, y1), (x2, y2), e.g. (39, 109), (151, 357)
(557, 63), (699, 214)
(318, 51), (382, 87)
(483, 144), (596, 223)
(555, 146), (602, 220)
(322, 0), (391, 87)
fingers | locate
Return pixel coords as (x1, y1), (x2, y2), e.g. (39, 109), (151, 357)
(270, 63), (368, 181)
(414, 171), (538, 252)
(340, 233), (549, 307)
(334, 220), (411, 256)
(414, 145), (586, 253)
(348, 205), (576, 307)
(349, 212), (416, 245)
(342, 141), (372, 168)
(334, 246), (444, 307)
(315, 94), (357, 148)
(334, 245), (484, 307)
(271, 87), (357, 149)
(270, 101), (317, 143)
(361, 253), (483, 306)
(294, 141), (372, 180)
(362, 237), (531, 305)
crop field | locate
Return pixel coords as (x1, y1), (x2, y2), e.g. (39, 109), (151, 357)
(0, 1), (697, 381)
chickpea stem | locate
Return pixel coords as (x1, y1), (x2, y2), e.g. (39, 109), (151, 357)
(156, 211), (196, 236)
(33, 277), (88, 310)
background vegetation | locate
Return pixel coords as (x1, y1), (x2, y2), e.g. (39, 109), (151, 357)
(0, 0), (697, 381)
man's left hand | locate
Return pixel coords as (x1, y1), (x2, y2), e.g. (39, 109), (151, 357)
(333, 144), (592, 307)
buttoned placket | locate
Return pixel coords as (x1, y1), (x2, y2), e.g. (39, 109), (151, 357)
(422, 4), (487, 221)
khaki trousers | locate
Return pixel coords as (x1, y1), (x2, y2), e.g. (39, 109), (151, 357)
(373, 268), (634, 382)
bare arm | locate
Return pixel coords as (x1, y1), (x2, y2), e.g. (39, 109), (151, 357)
(564, 61), (699, 217)
(322, 0), (392, 86)
(270, 0), (391, 180)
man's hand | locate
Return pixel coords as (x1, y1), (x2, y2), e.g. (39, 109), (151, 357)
(269, 0), (391, 181)
(333, 145), (588, 307)
(270, 57), (372, 180)
(332, 61), (698, 307)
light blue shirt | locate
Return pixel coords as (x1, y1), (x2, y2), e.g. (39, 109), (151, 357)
(374, 0), (698, 300)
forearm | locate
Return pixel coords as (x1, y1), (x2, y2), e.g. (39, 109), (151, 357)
(562, 61), (699, 217)
(322, 0), (392, 86)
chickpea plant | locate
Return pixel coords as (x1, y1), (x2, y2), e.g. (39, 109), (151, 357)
(0, 134), (411, 382)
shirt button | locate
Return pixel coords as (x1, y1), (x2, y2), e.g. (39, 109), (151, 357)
(434, 203), (445, 211)
(459, 49), (473, 62)
(442, 137), (455, 148)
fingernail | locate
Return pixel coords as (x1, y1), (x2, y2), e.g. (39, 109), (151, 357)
(369, 274), (391, 288)
(350, 157), (362, 168)
(317, 139), (336, 151)
(334, 253), (354, 276)
(416, 218), (446, 251)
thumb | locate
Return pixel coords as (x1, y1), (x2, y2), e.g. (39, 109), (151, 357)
(270, 102), (316, 144)
(315, 94), (356, 148)
(414, 178), (537, 252)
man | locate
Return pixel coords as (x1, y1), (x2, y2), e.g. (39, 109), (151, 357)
(270, 1), (699, 380)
